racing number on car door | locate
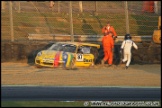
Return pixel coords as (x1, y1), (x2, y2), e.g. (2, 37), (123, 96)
(76, 54), (83, 61)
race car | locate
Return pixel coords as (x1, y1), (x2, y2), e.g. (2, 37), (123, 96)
(35, 42), (100, 69)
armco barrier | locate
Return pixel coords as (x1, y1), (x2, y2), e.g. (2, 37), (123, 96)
(28, 34), (152, 43)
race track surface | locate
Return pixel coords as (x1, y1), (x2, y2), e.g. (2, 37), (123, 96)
(1, 86), (161, 101)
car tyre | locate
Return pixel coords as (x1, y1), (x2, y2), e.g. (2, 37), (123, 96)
(69, 58), (75, 70)
(35, 64), (43, 68)
(90, 47), (99, 64)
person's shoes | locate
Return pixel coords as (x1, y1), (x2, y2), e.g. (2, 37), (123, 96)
(101, 60), (105, 65)
(108, 64), (112, 67)
(125, 66), (128, 69)
(120, 60), (123, 64)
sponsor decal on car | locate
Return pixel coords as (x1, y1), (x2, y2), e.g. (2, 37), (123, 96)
(43, 58), (54, 63)
(76, 54), (84, 61)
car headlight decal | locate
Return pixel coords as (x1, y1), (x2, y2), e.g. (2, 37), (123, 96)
(37, 52), (42, 56)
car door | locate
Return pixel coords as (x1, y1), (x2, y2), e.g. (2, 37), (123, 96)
(75, 46), (94, 67)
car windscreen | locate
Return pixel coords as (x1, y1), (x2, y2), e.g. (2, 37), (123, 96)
(62, 44), (76, 53)
(48, 43), (76, 53)
(48, 43), (63, 51)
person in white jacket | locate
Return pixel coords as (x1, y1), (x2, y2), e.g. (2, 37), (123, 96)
(120, 34), (138, 69)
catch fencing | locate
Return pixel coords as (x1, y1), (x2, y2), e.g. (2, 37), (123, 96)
(1, 1), (161, 42)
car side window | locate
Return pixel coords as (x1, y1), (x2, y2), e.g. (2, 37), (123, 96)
(62, 44), (77, 53)
(82, 47), (90, 54)
(78, 46), (90, 54)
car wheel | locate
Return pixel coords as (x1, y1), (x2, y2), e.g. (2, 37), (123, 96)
(63, 58), (75, 70)
(35, 64), (43, 68)
(95, 47), (104, 64)
(69, 58), (75, 69)
(90, 47), (99, 64)
(89, 60), (95, 68)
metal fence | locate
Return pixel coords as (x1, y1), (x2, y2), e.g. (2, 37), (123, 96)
(1, 1), (161, 42)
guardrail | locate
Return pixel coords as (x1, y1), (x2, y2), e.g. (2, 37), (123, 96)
(28, 34), (152, 43)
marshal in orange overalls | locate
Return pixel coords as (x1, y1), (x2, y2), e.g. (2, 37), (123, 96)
(102, 32), (114, 65)
(102, 22), (117, 38)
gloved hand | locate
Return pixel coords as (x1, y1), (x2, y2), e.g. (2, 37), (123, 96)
(114, 35), (117, 38)
(120, 49), (123, 53)
(113, 36), (117, 40)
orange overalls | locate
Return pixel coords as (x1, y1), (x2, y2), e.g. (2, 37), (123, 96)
(102, 26), (117, 38)
(102, 34), (114, 65)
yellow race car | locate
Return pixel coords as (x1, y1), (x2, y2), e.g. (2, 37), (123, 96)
(35, 42), (100, 69)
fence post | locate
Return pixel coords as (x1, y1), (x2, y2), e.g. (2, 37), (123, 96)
(125, 1), (130, 34)
(58, 1), (60, 13)
(95, 1), (98, 13)
(2, 1), (5, 10)
(9, 1), (14, 42)
(79, 1), (83, 13)
(154, 1), (158, 14)
(50, 1), (55, 13)
(18, 1), (20, 13)
(69, 1), (74, 42)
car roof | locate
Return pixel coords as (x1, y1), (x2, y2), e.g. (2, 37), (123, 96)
(55, 42), (100, 49)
